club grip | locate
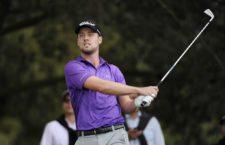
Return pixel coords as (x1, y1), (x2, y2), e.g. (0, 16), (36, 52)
(140, 101), (147, 107)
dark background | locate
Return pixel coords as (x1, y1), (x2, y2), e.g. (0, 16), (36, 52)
(0, 0), (225, 145)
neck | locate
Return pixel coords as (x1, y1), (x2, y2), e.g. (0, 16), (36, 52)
(81, 52), (100, 67)
(65, 113), (75, 124)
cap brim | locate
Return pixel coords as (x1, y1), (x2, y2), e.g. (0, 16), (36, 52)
(75, 25), (101, 36)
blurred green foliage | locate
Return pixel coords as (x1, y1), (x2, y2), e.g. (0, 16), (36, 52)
(0, 0), (225, 145)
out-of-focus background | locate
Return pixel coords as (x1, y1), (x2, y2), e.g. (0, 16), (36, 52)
(0, 0), (225, 145)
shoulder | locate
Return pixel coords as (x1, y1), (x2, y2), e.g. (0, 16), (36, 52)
(40, 120), (69, 145)
(108, 63), (119, 69)
(108, 63), (125, 82)
(43, 120), (68, 135)
(44, 120), (60, 129)
(103, 62), (117, 70)
(65, 59), (81, 69)
(107, 63), (123, 74)
(44, 120), (65, 131)
(64, 59), (87, 74)
(147, 116), (162, 129)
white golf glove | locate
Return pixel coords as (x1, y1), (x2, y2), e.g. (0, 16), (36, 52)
(134, 95), (154, 108)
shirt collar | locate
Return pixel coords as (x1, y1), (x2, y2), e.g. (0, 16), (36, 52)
(77, 56), (107, 66)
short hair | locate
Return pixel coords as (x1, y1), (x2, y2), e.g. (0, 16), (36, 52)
(61, 90), (70, 102)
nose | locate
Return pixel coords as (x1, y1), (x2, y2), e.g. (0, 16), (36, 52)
(83, 34), (89, 40)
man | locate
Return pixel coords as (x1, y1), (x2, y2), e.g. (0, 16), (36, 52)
(40, 90), (77, 145)
(214, 115), (225, 145)
(125, 110), (165, 145)
(64, 20), (159, 145)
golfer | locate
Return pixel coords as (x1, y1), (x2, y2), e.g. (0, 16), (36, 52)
(64, 20), (159, 145)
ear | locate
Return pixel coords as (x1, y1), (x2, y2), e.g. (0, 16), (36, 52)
(98, 36), (103, 44)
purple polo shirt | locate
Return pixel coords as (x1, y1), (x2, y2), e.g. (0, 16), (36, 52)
(64, 56), (125, 130)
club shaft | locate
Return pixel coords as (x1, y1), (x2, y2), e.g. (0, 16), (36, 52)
(157, 20), (212, 87)
(141, 9), (214, 107)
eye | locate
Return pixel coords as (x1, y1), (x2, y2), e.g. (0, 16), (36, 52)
(78, 33), (85, 38)
(88, 33), (95, 37)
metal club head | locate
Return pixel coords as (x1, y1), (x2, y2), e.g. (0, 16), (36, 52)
(204, 9), (214, 21)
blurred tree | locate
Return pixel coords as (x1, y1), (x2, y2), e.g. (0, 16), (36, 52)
(0, 0), (225, 145)
(0, 117), (22, 145)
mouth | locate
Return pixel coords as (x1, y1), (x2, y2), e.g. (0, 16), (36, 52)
(84, 43), (90, 47)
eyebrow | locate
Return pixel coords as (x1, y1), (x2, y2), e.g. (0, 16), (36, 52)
(79, 28), (96, 33)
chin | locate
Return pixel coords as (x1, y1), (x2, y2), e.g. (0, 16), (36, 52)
(82, 51), (94, 55)
(66, 112), (74, 115)
(81, 48), (96, 55)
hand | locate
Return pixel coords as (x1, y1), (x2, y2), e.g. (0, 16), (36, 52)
(134, 95), (154, 108)
(128, 128), (142, 140)
(139, 86), (159, 97)
(140, 95), (155, 107)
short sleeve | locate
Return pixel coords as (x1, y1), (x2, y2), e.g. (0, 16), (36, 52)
(64, 61), (94, 89)
(110, 64), (126, 85)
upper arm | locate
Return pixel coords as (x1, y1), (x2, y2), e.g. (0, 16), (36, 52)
(117, 93), (137, 106)
(145, 117), (165, 145)
(111, 65), (134, 111)
(40, 123), (53, 145)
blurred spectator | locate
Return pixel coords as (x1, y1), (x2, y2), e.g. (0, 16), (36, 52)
(214, 115), (225, 145)
(124, 110), (165, 145)
(40, 90), (77, 145)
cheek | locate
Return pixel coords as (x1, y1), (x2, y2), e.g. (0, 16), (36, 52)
(93, 39), (101, 46)
(77, 38), (84, 45)
(77, 40), (82, 46)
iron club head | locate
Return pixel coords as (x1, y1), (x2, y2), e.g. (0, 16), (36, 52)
(204, 9), (214, 21)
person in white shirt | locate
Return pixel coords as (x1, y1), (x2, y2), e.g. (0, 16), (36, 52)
(125, 110), (165, 145)
(40, 90), (77, 145)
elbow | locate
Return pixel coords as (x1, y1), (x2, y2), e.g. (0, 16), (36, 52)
(121, 105), (135, 114)
(119, 98), (135, 114)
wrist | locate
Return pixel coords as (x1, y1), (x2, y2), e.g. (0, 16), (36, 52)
(135, 87), (141, 96)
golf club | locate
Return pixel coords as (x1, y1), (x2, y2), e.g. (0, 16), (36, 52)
(141, 9), (214, 107)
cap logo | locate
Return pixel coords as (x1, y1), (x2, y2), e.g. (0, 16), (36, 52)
(76, 21), (102, 36)
(79, 21), (95, 27)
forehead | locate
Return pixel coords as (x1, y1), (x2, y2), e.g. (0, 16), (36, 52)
(78, 27), (96, 33)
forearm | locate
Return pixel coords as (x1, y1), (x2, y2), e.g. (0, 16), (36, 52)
(84, 76), (141, 96)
